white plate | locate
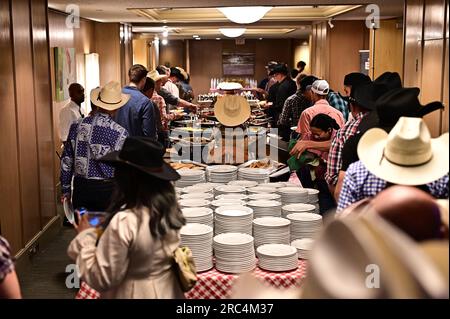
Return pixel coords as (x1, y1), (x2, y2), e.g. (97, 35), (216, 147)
(286, 213), (322, 221)
(180, 223), (213, 236)
(247, 193), (281, 201)
(215, 185), (246, 193)
(253, 217), (290, 227)
(180, 193), (214, 200)
(215, 205), (253, 216)
(213, 232), (254, 246)
(63, 197), (75, 224)
(257, 244), (297, 257)
(277, 187), (308, 194)
(182, 207), (213, 218)
(282, 204), (316, 212)
(247, 200), (282, 208)
(247, 187), (275, 194)
(291, 238), (315, 250)
(178, 199), (211, 207)
(227, 180), (259, 188)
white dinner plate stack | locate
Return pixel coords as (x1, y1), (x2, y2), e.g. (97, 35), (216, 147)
(180, 223), (214, 272)
(214, 185), (247, 196)
(281, 203), (316, 218)
(238, 168), (270, 184)
(215, 194), (249, 201)
(291, 238), (315, 260)
(247, 193), (281, 201)
(213, 233), (256, 274)
(253, 217), (291, 247)
(277, 187), (309, 205)
(178, 199), (211, 209)
(180, 193), (214, 201)
(286, 213), (323, 241)
(247, 186), (276, 194)
(182, 207), (214, 228)
(246, 200), (282, 218)
(263, 183), (285, 190)
(206, 165), (238, 183)
(214, 205), (253, 235)
(210, 199), (247, 211)
(176, 169), (206, 188)
(182, 185), (215, 194)
(257, 244), (298, 272)
(227, 180), (258, 188)
(304, 188), (320, 213)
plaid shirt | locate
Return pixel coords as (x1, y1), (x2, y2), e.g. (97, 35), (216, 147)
(0, 236), (14, 283)
(327, 91), (349, 121)
(152, 92), (177, 131)
(278, 90), (312, 128)
(337, 161), (450, 212)
(325, 112), (367, 186)
(61, 112), (128, 196)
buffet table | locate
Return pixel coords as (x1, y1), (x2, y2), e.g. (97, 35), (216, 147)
(75, 260), (308, 299)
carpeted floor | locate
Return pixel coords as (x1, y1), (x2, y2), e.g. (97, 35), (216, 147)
(18, 227), (78, 299)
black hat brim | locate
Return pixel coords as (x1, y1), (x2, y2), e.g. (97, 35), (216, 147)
(99, 151), (180, 181)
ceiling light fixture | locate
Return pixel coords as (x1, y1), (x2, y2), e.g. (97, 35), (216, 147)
(162, 30), (169, 37)
(219, 28), (246, 38)
(216, 38), (221, 40)
(192, 35), (199, 38)
(162, 39), (168, 45)
(218, 6), (272, 24)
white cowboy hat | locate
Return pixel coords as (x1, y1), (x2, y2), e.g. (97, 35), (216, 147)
(90, 81), (130, 111)
(148, 70), (167, 82)
(358, 117), (449, 186)
(214, 95), (250, 127)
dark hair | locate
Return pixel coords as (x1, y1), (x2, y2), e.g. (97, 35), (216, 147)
(141, 77), (155, 94)
(291, 68), (299, 79)
(156, 65), (168, 75)
(297, 61), (306, 68)
(105, 164), (185, 239)
(128, 64), (148, 84)
(310, 113), (340, 132)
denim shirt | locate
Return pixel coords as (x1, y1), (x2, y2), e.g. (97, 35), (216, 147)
(115, 86), (157, 139)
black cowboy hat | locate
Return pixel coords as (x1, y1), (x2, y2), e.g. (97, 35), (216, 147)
(99, 137), (180, 181)
(269, 63), (289, 76)
(170, 67), (185, 81)
(344, 82), (389, 111)
(299, 75), (318, 92)
(343, 72), (372, 87)
(373, 71), (402, 91)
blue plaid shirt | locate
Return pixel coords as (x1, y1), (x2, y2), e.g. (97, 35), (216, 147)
(60, 112), (128, 196)
(337, 160), (449, 212)
(327, 91), (349, 121)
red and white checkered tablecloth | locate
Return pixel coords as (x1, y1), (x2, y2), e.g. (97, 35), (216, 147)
(75, 260), (307, 299)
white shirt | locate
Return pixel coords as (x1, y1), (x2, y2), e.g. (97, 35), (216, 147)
(164, 79), (179, 98)
(59, 100), (83, 141)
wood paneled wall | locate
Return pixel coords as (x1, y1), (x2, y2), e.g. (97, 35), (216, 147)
(404, 0), (449, 136)
(160, 40), (186, 69)
(133, 38), (150, 68)
(0, 0), (56, 254)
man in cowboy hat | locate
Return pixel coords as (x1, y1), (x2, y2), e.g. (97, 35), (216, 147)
(337, 117), (449, 212)
(115, 64), (158, 139)
(60, 81), (129, 213)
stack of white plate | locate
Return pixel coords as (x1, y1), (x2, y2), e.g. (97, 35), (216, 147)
(277, 187), (309, 205)
(281, 203), (316, 218)
(180, 223), (214, 272)
(304, 188), (320, 213)
(291, 238), (315, 260)
(182, 207), (214, 228)
(195, 182), (224, 189)
(182, 185), (215, 194)
(215, 194), (248, 201)
(178, 199), (211, 209)
(263, 183), (285, 190)
(247, 186), (276, 194)
(214, 233), (256, 274)
(211, 199), (247, 211)
(214, 205), (253, 235)
(286, 213), (323, 241)
(257, 244), (298, 272)
(247, 200), (282, 218)
(238, 168), (270, 183)
(253, 217), (291, 247)
(206, 165), (238, 183)
(227, 180), (258, 188)
(214, 185), (246, 196)
(176, 169), (206, 188)
(180, 193), (214, 201)
(248, 193), (281, 201)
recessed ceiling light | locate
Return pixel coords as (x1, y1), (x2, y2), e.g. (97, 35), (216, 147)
(216, 38), (221, 40)
(195, 37), (201, 40)
(162, 39), (168, 45)
(259, 37), (263, 40)
(192, 35), (199, 38)
(162, 30), (169, 37)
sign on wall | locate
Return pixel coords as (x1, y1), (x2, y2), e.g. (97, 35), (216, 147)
(54, 47), (76, 102)
(222, 52), (255, 76)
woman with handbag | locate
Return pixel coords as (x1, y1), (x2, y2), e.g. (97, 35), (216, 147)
(67, 137), (187, 299)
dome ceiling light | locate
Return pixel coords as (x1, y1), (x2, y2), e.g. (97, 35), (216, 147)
(219, 28), (246, 38)
(218, 6), (273, 24)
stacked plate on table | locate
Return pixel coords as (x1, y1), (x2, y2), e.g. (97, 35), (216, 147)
(215, 194), (248, 201)
(248, 193), (281, 201)
(277, 187), (309, 205)
(247, 200), (282, 218)
(291, 238), (315, 260)
(213, 233), (256, 274)
(176, 169), (206, 188)
(227, 180), (258, 188)
(238, 168), (270, 184)
(214, 205), (253, 235)
(194, 182), (224, 189)
(257, 244), (298, 272)
(210, 199), (247, 211)
(247, 186), (276, 194)
(178, 199), (211, 209)
(253, 217), (291, 247)
(182, 207), (214, 228)
(206, 165), (238, 183)
(180, 193), (214, 200)
(281, 203), (316, 218)
(214, 185), (246, 196)
(182, 185), (215, 194)
(304, 188), (320, 213)
(286, 213), (323, 241)
(180, 223), (214, 272)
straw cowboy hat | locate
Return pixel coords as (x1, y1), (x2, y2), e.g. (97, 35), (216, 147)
(148, 70), (167, 82)
(214, 95), (250, 127)
(358, 117), (449, 186)
(90, 81), (130, 111)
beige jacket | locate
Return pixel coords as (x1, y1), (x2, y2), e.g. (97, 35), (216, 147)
(67, 208), (185, 299)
